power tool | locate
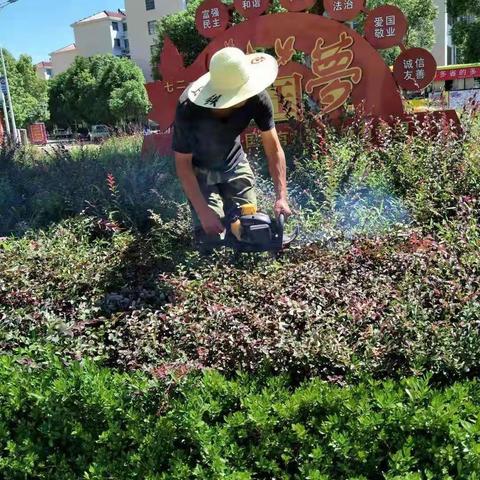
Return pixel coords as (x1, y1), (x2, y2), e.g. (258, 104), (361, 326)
(198, 203), (299, 254)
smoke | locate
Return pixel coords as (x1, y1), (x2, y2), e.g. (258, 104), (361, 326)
(254, 173), (411, 248)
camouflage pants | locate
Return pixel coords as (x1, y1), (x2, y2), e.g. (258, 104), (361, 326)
(191, 160), (257, 242)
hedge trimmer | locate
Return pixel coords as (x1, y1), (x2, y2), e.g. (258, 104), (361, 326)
(197, 203), (299, 255)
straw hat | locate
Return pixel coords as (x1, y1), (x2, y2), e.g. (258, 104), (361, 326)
(188, 47), (279, 109)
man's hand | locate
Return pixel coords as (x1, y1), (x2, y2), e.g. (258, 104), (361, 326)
(274, 198), (292, 219)
(199, 207), (224, 236)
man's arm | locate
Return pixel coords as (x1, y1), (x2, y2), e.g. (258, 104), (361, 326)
(261, 128), (292, 218)
(174, 151), (224, 235)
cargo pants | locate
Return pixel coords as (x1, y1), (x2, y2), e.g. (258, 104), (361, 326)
(191, 159), (257, 245)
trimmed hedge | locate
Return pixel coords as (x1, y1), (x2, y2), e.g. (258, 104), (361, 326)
(1, 353), (480, 479)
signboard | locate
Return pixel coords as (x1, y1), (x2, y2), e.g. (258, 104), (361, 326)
(28, 123), (48, 145)
(364, 5), (407, 50)
(144, 0), (458, 155)
(234, 0), (270, 18)
(195, 0), (230, 38)
(324, 0), (364, 22)
(393, 48), (437, 92)
(435, 66), (480, 81)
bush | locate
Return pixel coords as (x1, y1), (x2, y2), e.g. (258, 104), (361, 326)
(1, 353), (480, 479)
(1, 195), (478, 380)
(0, 107), (479, 381)
(0, 136), (184, 236)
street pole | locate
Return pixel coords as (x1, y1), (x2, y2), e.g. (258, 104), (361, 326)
(0, 46), (18, 144)
(0, 90), (11, 136)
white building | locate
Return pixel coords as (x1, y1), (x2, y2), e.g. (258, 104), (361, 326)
(35, 61), (53, 80)
(72, 10), (129, 60)
(124, 0), (186, 81)
(49, 44), (78, 76)
(40, 3), (186, 81)
(432, 0), (456, 67)
(44, 10), (130, 77)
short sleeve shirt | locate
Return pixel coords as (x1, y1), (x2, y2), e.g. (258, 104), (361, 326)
(172, 88), (275, 173)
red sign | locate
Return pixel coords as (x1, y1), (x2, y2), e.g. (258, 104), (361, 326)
(144, 1), (457, 156)
(280, 0), (316, 12)
(435, 67), (480, 81)
(393, 48), (437, 91)
(234, 0), (270, 18)
(195, 0), (230, 38)
(324, 0), (364, 22)
(28, 123), (48, 145)
(365, 6), (407, 50)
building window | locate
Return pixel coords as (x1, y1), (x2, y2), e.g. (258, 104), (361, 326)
(124, 39), (130, 50)
(146, 0), (155, 11)
(112, 21), (119, 31)
(46, 68), (52, 77)
(114, 38), (121, 48)
(148, 20), (157, 35)
(123, 22), (128, 32)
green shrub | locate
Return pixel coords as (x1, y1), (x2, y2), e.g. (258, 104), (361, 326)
(1, 104), (479, 382)
(1, 353), (480, 479)
(1, 194), (478, 379)
(0, 136), (184, 236)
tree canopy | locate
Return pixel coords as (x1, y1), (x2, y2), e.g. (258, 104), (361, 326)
(49, 54), (151, 128)
(1, 49), (49, 128)
(447, 0), (480, 64)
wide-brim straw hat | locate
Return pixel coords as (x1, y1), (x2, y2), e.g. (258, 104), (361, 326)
(188, 47), (279, 109)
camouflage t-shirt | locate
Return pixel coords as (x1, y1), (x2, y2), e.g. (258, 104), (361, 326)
(172, 88), (275, 173)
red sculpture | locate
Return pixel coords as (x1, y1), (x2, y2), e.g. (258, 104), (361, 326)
(143, 0), (458, 155)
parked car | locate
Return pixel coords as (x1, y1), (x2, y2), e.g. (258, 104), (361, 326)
(52, 128), (73, 141)
(88, 125), (111, 142)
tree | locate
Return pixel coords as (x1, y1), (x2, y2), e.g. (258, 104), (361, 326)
(152, 0), (208, 78)
(1, 49), (49, 128)
(447, 0), (480, 63)
(151, 0), (437, 76)
(109, 80), (151, 124)
(49, 54), (150, 128)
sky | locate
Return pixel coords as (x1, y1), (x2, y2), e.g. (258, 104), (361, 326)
(0, 0), (124, 64)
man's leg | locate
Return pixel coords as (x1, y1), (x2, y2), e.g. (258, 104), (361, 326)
(220, 161), (258, 216)
(190, 170), (224, 253)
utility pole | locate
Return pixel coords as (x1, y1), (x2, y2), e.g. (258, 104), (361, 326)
(0, 47), (18, 144)
(0, 0), (20, 144)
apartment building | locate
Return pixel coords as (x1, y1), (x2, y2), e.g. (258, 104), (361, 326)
(49, 43), (78, 76)
(124, 0), (186, 81)
(72, 10), (129, 60)
(35, 61), (53, 80)
(44, 10), (129, 77)
(432, 0), (456, 67)
(40, 3), (186, 80)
